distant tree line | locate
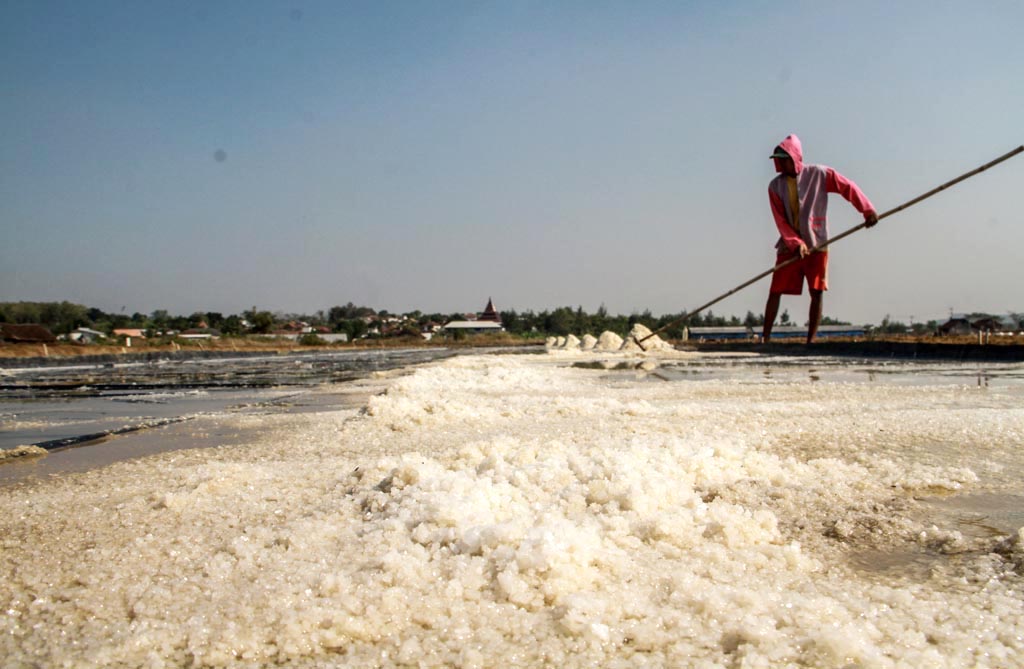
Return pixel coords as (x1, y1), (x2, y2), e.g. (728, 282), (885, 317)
(0, 301), (97, 335)
(5, 300), (1010, 340)
(870, 312), (1023, 336)
(0, 300), (834, 339)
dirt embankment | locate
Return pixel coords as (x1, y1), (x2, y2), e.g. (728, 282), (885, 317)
(689, 334), (1024, 361)
(2, 333), (1021, 363)
(0, 334), (543, 362)
(0, 341), (319, 361)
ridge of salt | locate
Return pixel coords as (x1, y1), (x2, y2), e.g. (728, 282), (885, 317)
(546, 326), (672, 353)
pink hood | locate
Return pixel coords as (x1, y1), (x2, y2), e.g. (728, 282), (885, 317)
(776, 134), (804, 173)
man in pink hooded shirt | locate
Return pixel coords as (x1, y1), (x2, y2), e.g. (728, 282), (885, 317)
(763, 134), (878, 343)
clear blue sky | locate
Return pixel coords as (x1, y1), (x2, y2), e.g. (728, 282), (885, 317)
(2, 1), (1022, 325)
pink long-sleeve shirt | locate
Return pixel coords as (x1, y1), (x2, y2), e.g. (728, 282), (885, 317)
(768, 134), (875, 253)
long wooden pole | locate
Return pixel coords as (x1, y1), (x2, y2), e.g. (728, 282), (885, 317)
(636, 145), (1024, 347)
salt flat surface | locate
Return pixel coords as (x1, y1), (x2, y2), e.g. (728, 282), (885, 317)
(2, 353), (1023, 667)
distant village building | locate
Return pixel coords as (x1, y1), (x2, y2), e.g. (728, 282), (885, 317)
(442, 298), (505, 335)
(256, 321), (345, 343)
(937, 318), (973, 336)
(767, 325), (867, 340)
(479, 298), (500, 322)
(0, 323), (57, 343)
(114, 328), (147, 347)
(937, 314), (1023, 336)
(419, 321), (443, 342)
(442, 320), (505, 334)
(68, 327), (107, 344)
(971, 317), (1002, 333)
(683, 326), (753, 341)
(682, 324), (866, 341)
(179, 328), (221, 340)
(113, 328), (147, 339)
(998, 315), (1024, 333)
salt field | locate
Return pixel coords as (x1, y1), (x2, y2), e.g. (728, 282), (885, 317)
(0, 348), (459, 455)
(2, 346), (1024, 667)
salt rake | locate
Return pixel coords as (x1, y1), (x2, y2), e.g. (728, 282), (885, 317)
(634, 144), (1024, 350)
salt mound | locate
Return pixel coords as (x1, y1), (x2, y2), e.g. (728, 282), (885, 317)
(595, 331), (624, 351)
(581, 334), (597, 351)
(620, 324), (673, 352)
(564, 334), (581, 350)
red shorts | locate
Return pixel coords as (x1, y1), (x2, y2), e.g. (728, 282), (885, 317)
(769, 250), (828, 295)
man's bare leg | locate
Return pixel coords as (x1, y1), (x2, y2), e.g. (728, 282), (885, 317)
(763, 292), (782, 342)
(807, 289), (823, 344)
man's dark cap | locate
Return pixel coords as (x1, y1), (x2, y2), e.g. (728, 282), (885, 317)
(769, 146), (790, 159)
